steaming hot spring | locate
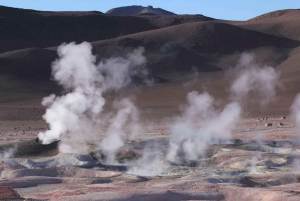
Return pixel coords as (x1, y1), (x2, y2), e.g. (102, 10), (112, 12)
(2, 42), (300, 201)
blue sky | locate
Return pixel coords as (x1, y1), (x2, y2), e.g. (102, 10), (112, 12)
(0, 0), (299, 20)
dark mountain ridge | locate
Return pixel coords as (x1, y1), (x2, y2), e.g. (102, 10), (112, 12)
(106, 5), (176, 16)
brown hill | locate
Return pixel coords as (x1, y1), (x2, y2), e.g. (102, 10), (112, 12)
(0, 6), (300, 116)
(248, 9), (300, 22)
(85, 21), (300, 80)
(0, 6), (217, 54)
(0, 48), (56, 80)
(0, 6), (156, 53)
(106, 5), (175, 16)
(234, 9), (300, 41)
(130, 14), (214, 28)
(1, 18), (299, 82)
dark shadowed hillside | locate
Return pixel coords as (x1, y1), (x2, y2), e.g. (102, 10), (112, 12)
(0, 6), (218, 54)
(0, 6), (158, 53)
(3, 18), (298, 82)
(0, 5), (299, 116)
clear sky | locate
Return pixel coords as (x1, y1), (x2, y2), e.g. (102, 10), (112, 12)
(0, 0), (299, 20)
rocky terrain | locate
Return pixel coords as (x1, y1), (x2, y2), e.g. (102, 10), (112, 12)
(1, 117), (300, 200)
(0, 5), (300, 201)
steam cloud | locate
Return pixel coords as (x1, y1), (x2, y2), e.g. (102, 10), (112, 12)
(0, 147), (15, 160)
(291, 94), (300, 139)
(167, 92), (241, 162)
(128, 52), (280, 175)
(38, 44), (281, 176)
(128, 142), (168, 176)
(166, 53), (280, 164)
(230, 53), (280, 105)
(99, 98), (141, 163)
(38, 42), (148, 158)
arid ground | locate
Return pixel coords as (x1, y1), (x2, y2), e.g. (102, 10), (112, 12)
(1, 6), (300, 201)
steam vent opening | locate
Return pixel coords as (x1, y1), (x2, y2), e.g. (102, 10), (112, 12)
(1, 3), (300, 200)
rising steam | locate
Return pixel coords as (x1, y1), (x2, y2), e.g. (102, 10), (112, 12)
(38, 42), (148, 158)
(166, 53), (280, 164)
(99, 98), (141, 163)
(291, 94), (300, 139)
(38, 44), (281, 176)
(167, 92), (241, 162)
(230, 53), (280, 105)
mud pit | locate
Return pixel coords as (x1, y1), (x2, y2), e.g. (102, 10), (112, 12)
(0, 117), (300, 200)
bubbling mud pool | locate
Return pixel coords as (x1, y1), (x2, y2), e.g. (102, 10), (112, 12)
(2, 137), (300, 183)
(2, 132), (300, 200)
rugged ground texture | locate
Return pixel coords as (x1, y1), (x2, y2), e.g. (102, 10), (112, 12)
(1, 5), (300, 201)
(1, 117), (300, 200)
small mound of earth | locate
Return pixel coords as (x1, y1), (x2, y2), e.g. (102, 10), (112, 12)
(0, 186), (22, 200)
(0, 138), (59, 158)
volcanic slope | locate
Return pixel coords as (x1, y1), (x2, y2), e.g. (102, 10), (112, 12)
(105, 5), (176, 16)
(227, 9), (300, 107)
(0, 5), (214, 54)
(234, 9), (300, 41)
(0, 48), (56, 80)
(90, 21), (299, 77)
(2, 20), (298, 82)
(87, 18), (300, 116)
(1, 7), (300, 117)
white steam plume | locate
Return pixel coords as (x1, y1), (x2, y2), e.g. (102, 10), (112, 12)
(291, 94), (300, 139)
(128, 146), (167, 176)
(230, 53), (280, 104)
(38, 42), (148, 157)
(38, 42), (105, 145)
(167, 91), (241, 162)
(98, 47), (148, 91)
(166, 53), (280, 164)
(124, 52), (280, 176)
(99, 98), (141, 163)
(0, 147), (15, 160)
